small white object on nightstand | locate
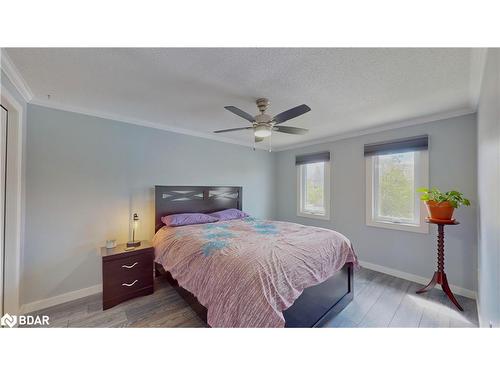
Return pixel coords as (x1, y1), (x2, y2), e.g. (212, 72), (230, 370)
(105, 239), (117, 249)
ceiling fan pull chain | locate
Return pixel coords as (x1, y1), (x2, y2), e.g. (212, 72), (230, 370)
(269, 132), (272, 152)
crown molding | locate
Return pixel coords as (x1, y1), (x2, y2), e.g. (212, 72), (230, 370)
(29, 99), (475, 153)
(470, 48), (488, 110)
(0, 49), (34, 102)
(3, 47), (480, 152)
(273, 107), (476, 152)
(29, 98), (269, 150)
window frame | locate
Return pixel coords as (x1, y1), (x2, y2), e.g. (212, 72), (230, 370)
(297, 160), (331, 220)
(365, 149), (429, 233)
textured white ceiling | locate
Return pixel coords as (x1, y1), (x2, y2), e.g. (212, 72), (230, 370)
(6, 48), (478, 148)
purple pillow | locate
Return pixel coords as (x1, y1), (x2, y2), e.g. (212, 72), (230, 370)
(161, 213), (219, 227)
(209, 208), (249, 221)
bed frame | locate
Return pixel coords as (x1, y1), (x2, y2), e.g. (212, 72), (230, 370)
(154, 185), (353, 327)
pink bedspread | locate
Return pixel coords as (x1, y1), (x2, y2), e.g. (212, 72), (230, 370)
(152, 218), (358, 327)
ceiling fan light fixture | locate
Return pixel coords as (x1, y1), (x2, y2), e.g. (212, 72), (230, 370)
(254, 124), (272, 138)
(218, 99), (310, 138)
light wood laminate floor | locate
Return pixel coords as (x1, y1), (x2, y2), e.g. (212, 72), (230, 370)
(30, 267), (478, 328)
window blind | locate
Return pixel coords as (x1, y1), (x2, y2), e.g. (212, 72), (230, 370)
(295, 151), (330, 165)
(364, 135), (428, 156)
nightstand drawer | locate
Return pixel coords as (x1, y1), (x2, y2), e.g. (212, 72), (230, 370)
(104, 273), (152, 295)
(103, 253), (153, 281)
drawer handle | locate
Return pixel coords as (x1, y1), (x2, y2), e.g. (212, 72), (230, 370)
(122, 262), (139, 269)
(122, 280), (138, 287)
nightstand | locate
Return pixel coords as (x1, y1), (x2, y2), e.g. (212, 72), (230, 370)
(101, 241), (154, 310)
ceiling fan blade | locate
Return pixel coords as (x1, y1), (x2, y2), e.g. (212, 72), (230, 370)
(224, 106), (255, 123)
(254, 136), (265, 143)
(273, 126), (309, 135)
(273, 104), (311, 124)
(214, 127), (253, 133)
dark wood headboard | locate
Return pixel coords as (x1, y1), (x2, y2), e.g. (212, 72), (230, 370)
(154, 186), (243, 232)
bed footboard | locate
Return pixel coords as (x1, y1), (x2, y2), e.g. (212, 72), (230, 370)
(156, 261), (353, 328)
(283, 262), (353, 327)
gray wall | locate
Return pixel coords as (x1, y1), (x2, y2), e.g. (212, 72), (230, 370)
(477, 49), (500, 327)
(24, 104), (275, 304)
(23, 102), (480, 305)
(275, 114), (477, 292)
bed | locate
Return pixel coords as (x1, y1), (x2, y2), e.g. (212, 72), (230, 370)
(153, 185), (357, 327)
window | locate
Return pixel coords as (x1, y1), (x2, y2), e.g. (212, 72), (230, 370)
(296, 152), (330, 220)
(365, 136), (429, 233)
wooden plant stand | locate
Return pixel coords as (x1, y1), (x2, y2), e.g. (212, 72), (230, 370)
(416, 218), (463, 311)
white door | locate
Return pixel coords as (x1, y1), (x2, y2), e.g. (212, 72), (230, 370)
(0, 105), (7, 316)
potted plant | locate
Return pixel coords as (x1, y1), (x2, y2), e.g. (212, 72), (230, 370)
(417, 187), (471, 221)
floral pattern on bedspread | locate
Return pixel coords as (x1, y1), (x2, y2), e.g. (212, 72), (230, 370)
(201, 225), (236, 256)
(153, 218), (358, 327)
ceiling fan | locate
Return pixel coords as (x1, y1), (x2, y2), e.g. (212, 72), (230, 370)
(215, 98), (311, 146)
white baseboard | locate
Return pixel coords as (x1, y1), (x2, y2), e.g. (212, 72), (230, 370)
(475, 296), (493, 328)
(20, 284), (102, 314)
(476, 298), (485, 327)
(17, 262), (477, 315)
(359, 260), (477, 300)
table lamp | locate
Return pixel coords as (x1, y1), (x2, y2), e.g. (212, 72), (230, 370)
(127, 213), (141, 247)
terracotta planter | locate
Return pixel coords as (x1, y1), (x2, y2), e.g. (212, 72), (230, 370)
(425, 200), (455, 220)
